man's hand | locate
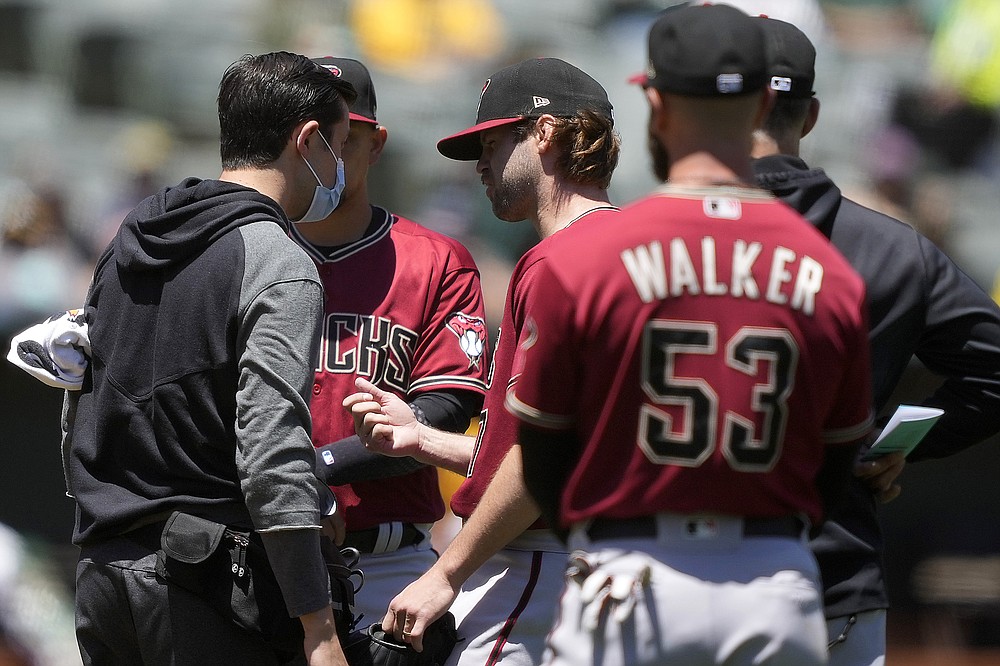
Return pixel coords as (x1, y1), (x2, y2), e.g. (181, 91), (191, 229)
(854, 451), (906, 503)
(381, 567), (460, 653)
(318, 485), (345, 545)
(343, 377), (422, 457)
(321, 511), (346, 546)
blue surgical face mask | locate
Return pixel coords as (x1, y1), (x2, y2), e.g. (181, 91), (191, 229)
(294, 130), (346, 223)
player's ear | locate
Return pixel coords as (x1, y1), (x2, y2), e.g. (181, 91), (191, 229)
(645, 86), (668, 134)
(369, 125), (388, 166)
(801, 98), (820, 139)
(534, 115), (558, 154)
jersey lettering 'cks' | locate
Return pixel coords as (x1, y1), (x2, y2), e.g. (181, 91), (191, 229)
(449, 207), (619, 524)
(290, 207), (488, 529)
(507, 186), (873, 527)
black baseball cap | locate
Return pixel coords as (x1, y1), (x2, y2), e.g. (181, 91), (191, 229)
(437, 57), (614, 161)
(312, 56), (378, 124)
(757, 17), (816, 98)
(632, 3), (768, 97)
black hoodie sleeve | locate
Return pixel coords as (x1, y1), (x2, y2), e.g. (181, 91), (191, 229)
(906, 234), (1000, 460)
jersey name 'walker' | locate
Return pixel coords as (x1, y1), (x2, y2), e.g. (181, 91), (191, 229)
(290, 206), (488, 530)
(507, 186), (873, 527)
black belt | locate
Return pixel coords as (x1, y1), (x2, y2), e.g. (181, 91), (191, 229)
(587, 515), (804, 542)
(343, 523), (424, 554)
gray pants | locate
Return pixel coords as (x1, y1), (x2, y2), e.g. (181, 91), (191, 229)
(75, 533), (303, 666)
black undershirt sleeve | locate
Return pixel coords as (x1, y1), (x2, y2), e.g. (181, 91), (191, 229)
(520, 422), (578, 542)
(314, 389), (483, 485)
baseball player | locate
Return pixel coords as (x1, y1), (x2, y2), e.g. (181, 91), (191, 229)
(301, 57), (489, 628)
(752, 17), (1000, 665)
(507, 6), (875, 665)
(344, 57), (620, 664)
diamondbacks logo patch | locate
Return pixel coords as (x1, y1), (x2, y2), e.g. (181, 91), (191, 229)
(446, 312), (487, 368)
(477, 78), (491, 117)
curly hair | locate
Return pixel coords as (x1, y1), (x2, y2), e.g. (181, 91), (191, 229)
(512, 109), (620, 189)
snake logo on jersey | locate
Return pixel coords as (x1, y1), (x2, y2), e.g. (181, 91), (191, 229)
(446, 312), (487, 368)
(318, 313), (419, 393)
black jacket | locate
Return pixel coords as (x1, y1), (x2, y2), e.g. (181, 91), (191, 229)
(66, 177), (330, 616)
(755, 154), (1000, 617)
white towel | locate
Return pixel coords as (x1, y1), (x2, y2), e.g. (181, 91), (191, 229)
(6, 309), (91, 390)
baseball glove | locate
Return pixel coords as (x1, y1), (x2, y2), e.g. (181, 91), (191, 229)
(342, 612), (459, 666)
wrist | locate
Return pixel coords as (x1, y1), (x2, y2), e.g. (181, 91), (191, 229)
(413, 422), (434, 460)
(299, 606), (337, 635)
(429, 552), (468, 592)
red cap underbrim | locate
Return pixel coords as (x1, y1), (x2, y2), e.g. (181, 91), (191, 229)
(349, 113), (378, 125)
(628, 71), (650, 86)
(436, 116), (526, 161)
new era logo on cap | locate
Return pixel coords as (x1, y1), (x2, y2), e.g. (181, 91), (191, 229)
(532, 96), (550, 108)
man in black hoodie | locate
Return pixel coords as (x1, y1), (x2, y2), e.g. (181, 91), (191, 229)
(65, 52), (357, 666)
(752, 18), (1000, 666)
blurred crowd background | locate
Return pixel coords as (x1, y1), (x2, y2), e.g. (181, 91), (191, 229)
(1, 0), (1000, 663)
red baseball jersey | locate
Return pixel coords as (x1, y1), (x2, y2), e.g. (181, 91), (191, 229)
(506, 186), (873, 527)
(449, 207), (620, 523)
(290, 206), (489, 530)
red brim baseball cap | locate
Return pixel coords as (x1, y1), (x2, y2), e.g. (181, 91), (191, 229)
(437, 117), (527, 161)
(627, 72), (650, 87)
(437, 57), (614, 161)
(312, 56), (379, 125)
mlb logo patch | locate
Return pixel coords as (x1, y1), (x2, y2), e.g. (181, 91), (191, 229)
(770, 76), (792, 92)
(704, 197), (742, 220)
(685, 518), (719, 539)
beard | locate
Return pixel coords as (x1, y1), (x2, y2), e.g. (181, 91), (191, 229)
(489, 155), (535, 222)
(647, 126), (670, 183)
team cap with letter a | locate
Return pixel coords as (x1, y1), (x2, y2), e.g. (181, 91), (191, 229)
(312, 56), (378, 124)
(630, 3), (768, 97)
(756, 16), (816, 99)
(437, 57), (614, 161)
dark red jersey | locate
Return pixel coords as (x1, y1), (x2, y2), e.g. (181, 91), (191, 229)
(506, 186), (873, 527)
(450, 207), (619, 523)
(290, 207), (488, 530)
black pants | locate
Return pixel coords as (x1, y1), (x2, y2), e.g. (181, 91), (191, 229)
(75, 535), (304, 666)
